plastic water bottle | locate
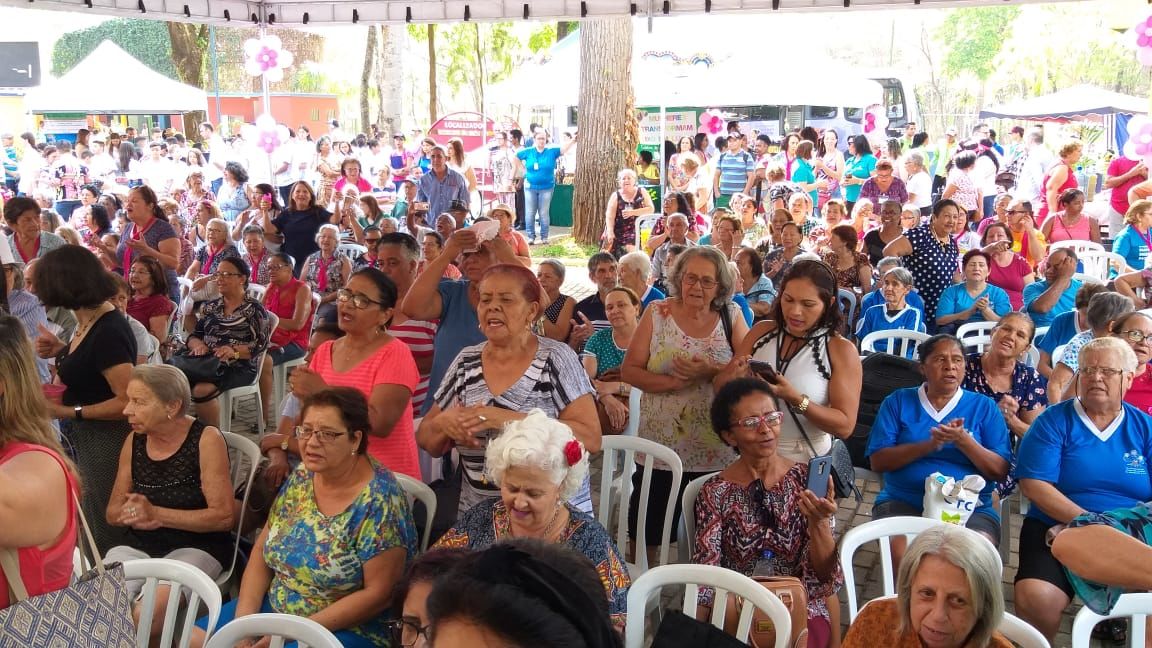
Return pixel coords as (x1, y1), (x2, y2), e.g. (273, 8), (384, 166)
(752, 549), (776, 577)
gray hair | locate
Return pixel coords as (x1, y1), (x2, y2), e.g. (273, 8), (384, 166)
(206, 218), (229, 237)
(882, 266), (915, 288)
(5, 263), (24, 288)
(905, 151), (925, 170)
(1080, 336), (1139, 374)
(667, 212), (690, 226)
(537, 258), (566, 281)
(130, 364), (191, 416)
(618, 251), (652, 282)
(315, 223), (340, 243)
(792, 251), (822, 263)
(897, 526), (1004, 648)
(666, 246), (735, 311)
(485, 410), (589, 500)
(877, 256), (904, 274)
(1085, 293), (1134, 332)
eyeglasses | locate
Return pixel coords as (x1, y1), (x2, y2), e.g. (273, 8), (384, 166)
(337, 288), (384, 309)
(683, 274), (718, 289)
(1007, 210), (1032, 215)
(212, 271), (244, 279)
(1080, 366), (1126, 378)
(267, 264), (290, 272)
(365, 238), (382, 245)
(387, 619), (431, 647)
(730, 411), (784, 430)
(293, 425), (347, 443)
(1120, 330), (1152, 344)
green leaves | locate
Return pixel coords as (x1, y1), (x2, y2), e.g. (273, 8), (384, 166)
(936, 6), (1020, 82)
(51, 18), (178, 80)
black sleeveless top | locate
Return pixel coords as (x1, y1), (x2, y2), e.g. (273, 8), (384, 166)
(128, 419), (233, 565)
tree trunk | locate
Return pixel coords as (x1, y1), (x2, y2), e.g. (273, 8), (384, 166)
(376, 25), (403, 136)
(360, 25), (377, 133)
(572, 18), (636, 245)
(167, 22), (208, 88)
(427, 25), (438, 125)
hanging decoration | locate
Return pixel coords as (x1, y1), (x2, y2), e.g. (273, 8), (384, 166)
(1122, 115), (1152, 167)
(1134, 15), (1152, 66)
(862, 104), (889, 136)
(697, 109), (724, 136)
(243, 34), (294, 82)
(241, 114), (291, 155)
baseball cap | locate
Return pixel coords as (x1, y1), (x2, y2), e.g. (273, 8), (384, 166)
(945, 127), (958, 136)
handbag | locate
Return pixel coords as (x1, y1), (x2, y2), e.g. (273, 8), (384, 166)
(699, 576), (809, 648)
(787, 405), (862, 501)
(0, 496), (135, 647)
(171, 349), (225, 386)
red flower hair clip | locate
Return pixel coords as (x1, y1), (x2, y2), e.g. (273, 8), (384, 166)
(563, 440), (583, 467)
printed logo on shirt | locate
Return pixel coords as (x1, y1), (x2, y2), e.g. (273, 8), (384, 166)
(1124, 449), (1147, 475)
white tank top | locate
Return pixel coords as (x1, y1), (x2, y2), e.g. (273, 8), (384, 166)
(751, 327), (834, 462)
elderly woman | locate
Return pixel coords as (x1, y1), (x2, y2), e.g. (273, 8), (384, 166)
(843, 525), (1013, 648)
(904, 151), (934, 217)
(1045, 292), (1134, 404)
(1111, 199), (1152, 271)
(33, 246), (136, 553)
(314, 137), (340, 208)
(416, 231), (462, 280)
(1040, 188), (1100, 246)
(718, 260), (862, 469)
(230, 184), (280, 245)
(617, 251), (664, 308)
(301, 223), (352, 325)
(859, 159), (909, 209)
(695, 378), (842, 645)
(185, 216), (241, 297)
(603, 168), (654, 258)
(862, 200), (905, 267)
(1039, 141), (1083, 223)
(735, 246), (777, 321)
(823, 224), (873, 293)
(435, 411), (630, 629)
(4, 196), (65, 263)
(418, 263), (600, 515)
(179, 256), (270, 429)
(961, 312), (1047, 442)
(126, 256), (174, 343)
(1110, 311), (1152, 413)
(238, 224), (274, 286)
(848, 198), (875, 238)
(105, 365), (234, 641)
(264, 181), (337, 277)
(491, 203), (531, 266)
(0, 314), (82, 611)
(981, 222), (1034, 311)
(867, 333), (1010, 562)
(934, 250), (1011, 330)
(622, 246), (749, 553)
(180, 168), (214, 220)
(680, 155), (712, 214)
(1014, 336), (1152, 642)
(885, 199), (963, 331)
(537, 258), (575, 342)
(942, 151), (982, 221)
(111, 186), (182, 302)
(386, 548), (470, 648)
(334, 157), (373, 195)
(582, 286), (641, 434)
(764, 221), (804, 289)
(856, 266), (925, 356)
(205, 388), (417, 648)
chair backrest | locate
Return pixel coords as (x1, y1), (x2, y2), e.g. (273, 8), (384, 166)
(859, 329), (930, 358)
(999, 611), (1051, 648)
(839, 517), (949, 621)
(1077, 250), (1126, 281)
(597, 435), (683, 573)
(956, 321), (996, 350)
(394, 473), (437, 552)
(337, 242), (368, 259)
(122, 558), (223, 648)
(246, 283), (267, 302)
(636, 214), (661, 252)
(677, 472), (719, 563)
(625, 564), (793, 648)
(838, 288), (858, 324)
(623, 387), (642, 437)
(1052, 343), (1068, 368)
(1071, 593), (1152, 647)
(1050, 239), (1105, 256)
(218, 431), (261, 585)
(1072, 272), (1105, 286)
(205, 613), (343, 648)
(165, 299), (181, 340)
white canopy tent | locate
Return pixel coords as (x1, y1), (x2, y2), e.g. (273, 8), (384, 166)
(23, 40), (208, 114)
(979, 84), (1147, 121)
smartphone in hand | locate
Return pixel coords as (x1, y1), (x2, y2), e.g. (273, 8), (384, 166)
(806, 456), (833, 499)
(749, 360), (779, 384)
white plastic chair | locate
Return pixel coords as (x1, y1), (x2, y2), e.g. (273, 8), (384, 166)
(245, 283), (267, 302)
(956, 321), (996, 352)
(635, 214), (661, 251)
(205, 613), (342, 648)
(217, 431), (261, 588)
(838, 288), (858, 324)
(337, 242), (368, 259)
(623, 387), (642, 437)
(121, 558), (223, 648)
(676, 472), (719, 563)
(1000, 611), (1051, 648)
(1071, 592), (1152, 647)
(395, 473), (437, 552)
(1072, 272), (1105, 286)
(625, 563), (793, 648)
(217, 313), (277, 434)
(1078, 250), (1131, 282)
(1034, 325), (1050, 341)
(597, 435), (683, 575)
(1050, 239), (1105, 256)
(1052, 343), (1069, 368)
(859, 329), (930, 358)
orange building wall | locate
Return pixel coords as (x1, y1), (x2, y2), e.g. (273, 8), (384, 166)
(207, 94), (339, 136)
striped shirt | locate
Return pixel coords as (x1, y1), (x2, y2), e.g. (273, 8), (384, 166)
(390, 318), (438, 413)
(716, 150), (755, 197)
(433, 336), (595, 515)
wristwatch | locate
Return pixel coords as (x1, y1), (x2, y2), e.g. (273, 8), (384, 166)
(74, 405), (84, 420)
(793, 395), (811, 415)
(279, 436), (290, 452)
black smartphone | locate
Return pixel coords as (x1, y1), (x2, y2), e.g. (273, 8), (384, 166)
(806, 456), (833, 499)
(749, 360), (778, 383)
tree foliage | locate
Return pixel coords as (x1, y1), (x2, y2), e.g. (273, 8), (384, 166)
(936, 6), (1020, 82)
(52, 18), (178, 79)
(528, 24), (557, 53)
(408, 21), (524, 111)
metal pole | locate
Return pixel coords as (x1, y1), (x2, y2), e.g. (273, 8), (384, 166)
(209, 27), (222, 124)
(260, 21), (274, 184)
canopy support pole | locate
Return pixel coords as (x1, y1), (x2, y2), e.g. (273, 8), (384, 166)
(259, 15), (274, 184)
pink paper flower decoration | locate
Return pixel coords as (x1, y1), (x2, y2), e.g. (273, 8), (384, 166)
(241, 114), (291, 155)
(243, 35), (295, 83)
(1124, 116), (1152, 165)
(698, 109), (724, 135)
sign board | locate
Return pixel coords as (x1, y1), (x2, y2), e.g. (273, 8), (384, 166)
(637, 108), (699, 146)
(428, 111), (519, 153)
(42, 113), (88, 134)
(0, 42), (40, 87)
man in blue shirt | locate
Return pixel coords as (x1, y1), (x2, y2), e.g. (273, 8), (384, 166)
(516, 131), (573, 245)
(1023, 247), (1081, 329)
(416, 146), (469, 227)
(712, 133), (755, 210)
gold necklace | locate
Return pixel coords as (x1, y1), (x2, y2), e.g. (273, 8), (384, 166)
(509, 503), (564, 541)
(74, 303), (112, 340)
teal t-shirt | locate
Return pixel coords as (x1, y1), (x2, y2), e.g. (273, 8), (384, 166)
(516, 146), (562, 190)
(582, 327), (627, 376)
(791, 158), (818, 208)
(844, 154), (877, 203)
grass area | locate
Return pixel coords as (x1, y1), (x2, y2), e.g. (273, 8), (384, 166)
(536, 236), (601, 261)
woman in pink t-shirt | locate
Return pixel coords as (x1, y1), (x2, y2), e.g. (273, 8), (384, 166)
(981, 223), (1034, 310)
(289, 267), (421, 479)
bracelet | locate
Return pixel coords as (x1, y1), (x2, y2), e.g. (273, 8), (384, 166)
(793, 395), (810, 415)
(74, 405), (84, 421)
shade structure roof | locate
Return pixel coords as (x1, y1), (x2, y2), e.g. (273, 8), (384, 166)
(23, 40), (208, 114)
(979, 84), (1148, 122)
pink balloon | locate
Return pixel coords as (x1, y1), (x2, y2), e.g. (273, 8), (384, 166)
(1138, 47), (1152, 67)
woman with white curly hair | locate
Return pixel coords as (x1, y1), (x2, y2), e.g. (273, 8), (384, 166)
(433, 410), (631, 631)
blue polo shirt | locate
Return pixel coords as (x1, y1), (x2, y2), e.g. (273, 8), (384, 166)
(1036, 309), (1081, 357)
(859, 288), (925, 319)
(1022, 278), (1082, 329)
(421, 279), (485, 415)
(516, 146), (563, 190)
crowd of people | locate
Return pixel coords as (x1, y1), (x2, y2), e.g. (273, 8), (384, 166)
(0, 116), (1150, 648)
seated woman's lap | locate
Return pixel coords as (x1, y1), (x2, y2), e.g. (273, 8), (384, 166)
(1014, 516), (1075, 599)
(871, 499), (1002, 546)
(105, 545), (223, 599)
(197, 597), (377, 648)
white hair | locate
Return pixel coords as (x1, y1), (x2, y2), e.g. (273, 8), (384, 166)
(485, 410), (589, 501)
(315, 223), (340, 244)
(793, 251), (822, 263)
(618, 251), (652, 282)
(1080, 336), (1139, 374)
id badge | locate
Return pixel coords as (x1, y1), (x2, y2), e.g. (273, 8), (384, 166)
(533, 162), (539, 171)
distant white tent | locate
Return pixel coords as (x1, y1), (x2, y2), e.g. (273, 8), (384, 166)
(24, 40), (208, 114)
(979, 85), (1147, 121)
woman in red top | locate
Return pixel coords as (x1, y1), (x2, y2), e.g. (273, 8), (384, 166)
(1112, 311), (1152, 416)
(260, 251), (314, 417)
(0, 314), (80, 609)
(289, 267), (422, 479)
(1038, 141), (1082, 223)
(126, 256), (174, 343)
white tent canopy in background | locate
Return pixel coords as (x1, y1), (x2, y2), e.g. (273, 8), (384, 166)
(23, 40), (208, 114)
(979, 84), (1148, 121)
